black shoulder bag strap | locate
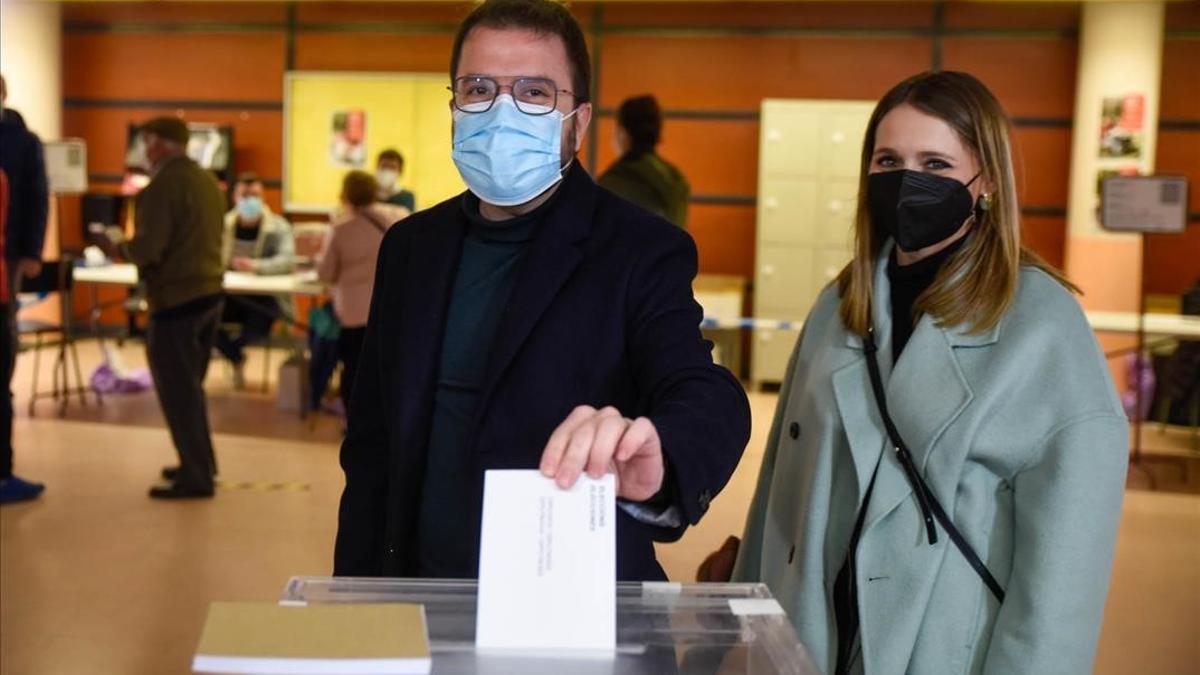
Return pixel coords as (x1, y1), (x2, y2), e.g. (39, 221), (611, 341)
(862, 329), (1006, 603)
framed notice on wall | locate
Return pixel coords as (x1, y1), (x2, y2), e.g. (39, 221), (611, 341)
(1100, 175), (1189, 234)
(44, 139), (88, 195)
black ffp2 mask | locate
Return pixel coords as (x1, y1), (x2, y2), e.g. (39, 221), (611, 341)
(868, 169), (980, 252)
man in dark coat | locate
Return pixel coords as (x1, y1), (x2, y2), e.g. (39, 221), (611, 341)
(333, 0), (749, 582)
(0, 75), (48, 504)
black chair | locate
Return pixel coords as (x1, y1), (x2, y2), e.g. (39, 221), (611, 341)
(18, 255), (101, 415)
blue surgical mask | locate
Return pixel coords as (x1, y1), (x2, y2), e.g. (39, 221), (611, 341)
(451, 94), (575, 207)
(237, 196), (264, 221)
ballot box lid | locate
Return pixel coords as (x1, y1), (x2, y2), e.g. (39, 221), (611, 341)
(281, 577), (818, 675)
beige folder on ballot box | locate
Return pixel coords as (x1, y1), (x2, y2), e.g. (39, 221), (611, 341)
(193, 601), (431, 674)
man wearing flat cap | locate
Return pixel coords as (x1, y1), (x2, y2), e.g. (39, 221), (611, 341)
(106, 116), (226, 499)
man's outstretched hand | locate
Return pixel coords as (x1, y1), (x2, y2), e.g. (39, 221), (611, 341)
(540, 405), (665, 502)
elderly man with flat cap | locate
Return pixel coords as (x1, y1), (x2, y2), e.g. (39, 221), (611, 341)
(104, 117), (226, 499)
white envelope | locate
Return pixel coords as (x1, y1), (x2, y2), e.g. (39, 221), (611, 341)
(475, 470), (617, 656)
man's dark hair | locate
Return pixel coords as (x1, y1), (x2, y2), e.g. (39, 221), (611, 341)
(618, 95), (662, 153)
(235, 171), (262, 187)
(377, 148), (404, 167)
(450, 0), (591, 105)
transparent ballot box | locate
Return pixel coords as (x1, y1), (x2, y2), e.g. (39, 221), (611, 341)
(282, 577), (819, 675)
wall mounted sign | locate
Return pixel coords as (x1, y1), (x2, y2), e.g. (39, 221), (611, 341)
(1100, 175), (1189, 234)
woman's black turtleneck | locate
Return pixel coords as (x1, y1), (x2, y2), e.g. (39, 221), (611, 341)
(887, 235), (968, 360)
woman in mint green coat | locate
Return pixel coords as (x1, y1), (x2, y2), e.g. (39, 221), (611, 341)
(731, 72), (1129, 675)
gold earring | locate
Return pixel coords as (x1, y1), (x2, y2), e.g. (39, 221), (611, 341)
(978, 192), (993, 211)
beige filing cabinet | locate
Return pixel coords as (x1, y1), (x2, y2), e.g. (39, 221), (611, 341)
(752, 99), (875, 387)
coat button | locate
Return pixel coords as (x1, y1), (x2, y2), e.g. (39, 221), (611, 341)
(789, 422), (800, 439)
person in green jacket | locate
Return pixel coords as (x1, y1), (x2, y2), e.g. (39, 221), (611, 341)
(106, 116), (226, 500)
(597, 95), (690, 228)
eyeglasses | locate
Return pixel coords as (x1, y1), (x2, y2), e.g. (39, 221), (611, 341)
(450, 76), (577, 115)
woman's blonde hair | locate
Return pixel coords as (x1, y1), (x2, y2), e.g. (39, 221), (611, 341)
(837, 71), (1075, 336)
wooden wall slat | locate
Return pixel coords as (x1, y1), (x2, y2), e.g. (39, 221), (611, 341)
(63, 1), (285, 24)
(1020, 216), (1067, 270)
(295, 2), (472, 25)
(293, 33), (456, 73)
(1011, 127), (1072, 208)
(1156, 130), (1200, 213)
(942, 2), (1080, 30)
(600, 35), (932, 111)
(687, 204), (757, 277)
(1165, 1), (1200, 28)
(64, 33), (285, 102)
(600, 1), (935, 28)
(941, 37), (1078, 118)
(1161, 40), (1200, 121)
(1144, 225), (1200, 297)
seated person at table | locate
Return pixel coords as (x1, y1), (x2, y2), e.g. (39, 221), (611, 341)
(375, 148), (416, 212)
(215, 172), (295, 389)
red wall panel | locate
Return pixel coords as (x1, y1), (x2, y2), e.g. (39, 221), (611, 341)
(1144, 225), (1200, 297)
(941, 37), (1078, 119)
(601, 2), (934, 28)
(687, 205), (757, 278)
(1021, 216), (1067, 270)
(943, 2), (1079, 29)
(1156, 130), (1200, 214)
(293, 32), (456, 73)
(64, 33), (285, 102)
(64, 1), (285, 23)
(600, 35), (933, 111)
(1011, 127), (1072, 208)
(1160, 40), (1200, 121)
(295, 2), (472, 24)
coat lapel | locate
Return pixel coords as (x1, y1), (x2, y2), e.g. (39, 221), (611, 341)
(832, 251), (896, 504)
(830, 244), (978, 534)
(831, 359), (886, 505)
(861, 314), (974, 533)
(394, 214), (466, 427)
(475, 164), (595, 422)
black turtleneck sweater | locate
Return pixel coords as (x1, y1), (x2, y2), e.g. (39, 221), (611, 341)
(887, 236), (968, 361)
(416, 189), (560, 578)
(832, 235), (968, 674)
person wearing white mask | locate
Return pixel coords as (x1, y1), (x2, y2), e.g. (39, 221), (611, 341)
(374, 148), (416, 212)
(334, 0), (750, 583)
(216, 172), (295, 389)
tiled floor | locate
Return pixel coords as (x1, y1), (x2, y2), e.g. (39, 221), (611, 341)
(1, 340), (1197, 674)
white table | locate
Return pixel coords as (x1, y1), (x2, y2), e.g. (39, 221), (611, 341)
(72, 263), (326, 296)
(1085, 310), (1200, 339)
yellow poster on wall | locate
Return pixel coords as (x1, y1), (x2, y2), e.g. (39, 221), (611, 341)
(284, 72), (463, 213)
